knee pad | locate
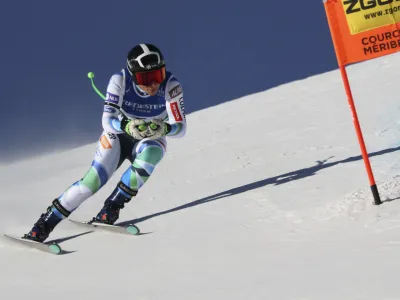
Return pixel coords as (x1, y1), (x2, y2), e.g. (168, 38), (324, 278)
(80, 161), (109, 193)
(136, 142), (164, 166)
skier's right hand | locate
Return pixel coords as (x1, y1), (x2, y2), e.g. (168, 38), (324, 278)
(121, 117), (149, 140)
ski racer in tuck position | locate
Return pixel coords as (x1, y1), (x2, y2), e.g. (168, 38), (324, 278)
(23, 43), (187, 242)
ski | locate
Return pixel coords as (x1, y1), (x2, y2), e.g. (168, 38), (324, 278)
(4, 234), (62, 255)
(69, 219), (140, 236)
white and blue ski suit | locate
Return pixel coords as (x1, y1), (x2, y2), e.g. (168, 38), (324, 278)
(56, 68), (187, 213)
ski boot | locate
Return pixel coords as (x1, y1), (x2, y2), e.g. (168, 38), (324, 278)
(91, 182), (136, 225)
(23, 199), (70, 243)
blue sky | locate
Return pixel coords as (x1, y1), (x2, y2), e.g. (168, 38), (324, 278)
(0, 0), (338, 161)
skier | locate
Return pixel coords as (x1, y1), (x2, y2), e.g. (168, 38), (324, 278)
(23, 43), (187, 242)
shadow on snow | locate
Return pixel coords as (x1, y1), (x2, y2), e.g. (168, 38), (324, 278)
(119, 146), (400, 226)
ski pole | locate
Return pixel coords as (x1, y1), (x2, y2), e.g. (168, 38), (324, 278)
(87, 71), (157, 131)
(87, 72), (106, 100)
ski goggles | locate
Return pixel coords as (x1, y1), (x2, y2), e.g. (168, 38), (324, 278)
(133, 67), (166, 86)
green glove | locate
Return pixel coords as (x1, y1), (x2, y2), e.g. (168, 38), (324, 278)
(121, 118), (171, 140)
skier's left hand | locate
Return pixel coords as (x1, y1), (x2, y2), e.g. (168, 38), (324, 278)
(121, 118), (148, 140)
(145, 119), (172, 140)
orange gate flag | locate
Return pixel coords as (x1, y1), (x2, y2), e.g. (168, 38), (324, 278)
(323, 0), (400, 205)
(325, 0), (400, 66)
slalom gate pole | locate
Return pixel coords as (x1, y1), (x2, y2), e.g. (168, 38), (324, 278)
(339, 65), (381, 205)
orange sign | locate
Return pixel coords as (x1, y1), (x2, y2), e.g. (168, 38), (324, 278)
(100, 136), (112, 149)
(325, 0), (400, 65)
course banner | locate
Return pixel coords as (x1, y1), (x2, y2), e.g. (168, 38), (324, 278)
(344, 0), (400, 34)
(324, 0), (400, 65)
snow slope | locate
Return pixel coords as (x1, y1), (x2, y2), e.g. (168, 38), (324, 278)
(2, 54), (400, 300)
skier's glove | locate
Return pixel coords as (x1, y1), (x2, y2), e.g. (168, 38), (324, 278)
(121, 118), (148, 140)
(121, 118), (171, 140)
(144, 119), (172, 140)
